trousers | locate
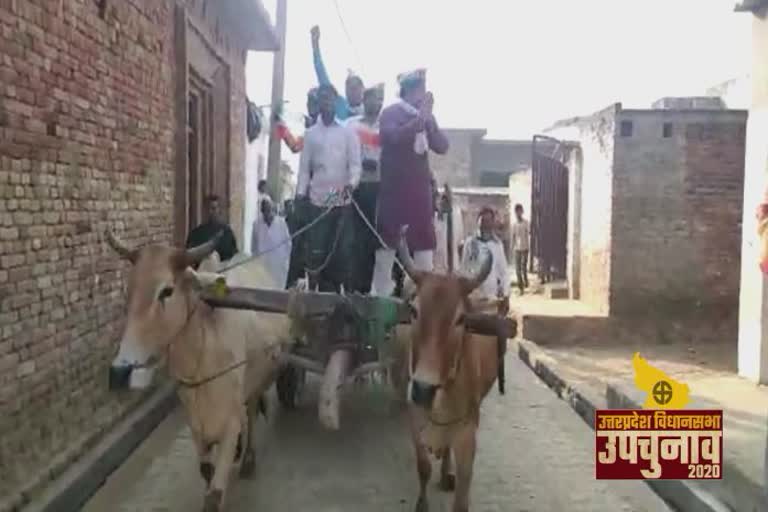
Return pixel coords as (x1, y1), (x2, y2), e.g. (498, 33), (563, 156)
(305, 203), (356, 293)
(371, 248), (433, 298)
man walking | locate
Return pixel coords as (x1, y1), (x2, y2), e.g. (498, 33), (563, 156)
(460, 208), (510, 315)
(252, 198), (291, 289)
(310, 26), (364, 121)
(371, 68), (449, 297)
(346, 83), (384, 292)
(296, 84), (361, 292)
(511, 203), (530, 294)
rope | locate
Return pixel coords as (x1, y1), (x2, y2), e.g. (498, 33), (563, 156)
(253, 203), (339, 259)
(349, 196), (406, 274)
(304, 206), (346, 277)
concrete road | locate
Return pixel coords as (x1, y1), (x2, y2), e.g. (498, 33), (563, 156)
(82, 352), (670, 512)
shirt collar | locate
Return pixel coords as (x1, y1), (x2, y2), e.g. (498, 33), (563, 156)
(314, 116), (342, 128)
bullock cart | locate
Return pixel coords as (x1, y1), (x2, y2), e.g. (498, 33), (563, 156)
(200, 283), (516, 429)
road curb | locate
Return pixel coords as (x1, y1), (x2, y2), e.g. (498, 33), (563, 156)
(22, 383), (178, 512)
(516, 339), (733, 512)
(517, 339), (602, 430)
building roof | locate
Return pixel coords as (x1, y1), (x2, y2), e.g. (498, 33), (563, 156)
(219, 0), (279, 52)
(734, 0), (768, 13)
(451, 186), (509, 196)
(442, 128), (488, 137)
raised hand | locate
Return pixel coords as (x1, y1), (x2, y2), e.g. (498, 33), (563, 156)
(311, 25), (320, 47)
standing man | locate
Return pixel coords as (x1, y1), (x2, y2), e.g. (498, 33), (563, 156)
(274, 87), (320, 154)
(296, 84), (362, 292)
(460, 208), (510, 315)
(511, 203), (530, 294)
(252, 198), (291, 289)
(346, 83), (384, 293)
(372, 69), (449, 297)
(186, 194), (239, 266)
(310, 25), (364, 121)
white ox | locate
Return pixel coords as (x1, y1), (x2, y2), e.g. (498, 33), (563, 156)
(106, 232), (292, 512)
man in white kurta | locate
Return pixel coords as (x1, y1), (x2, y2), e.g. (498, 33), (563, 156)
(252, 198), (292, 289)
(459, 207), (510, 315)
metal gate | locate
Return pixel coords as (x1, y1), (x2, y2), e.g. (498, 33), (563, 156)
(530, 135), (568, 281)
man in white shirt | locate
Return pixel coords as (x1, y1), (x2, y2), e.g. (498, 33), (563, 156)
(510, 203), (531, 294)
(251, 198), (291, 289)
(433, 185), (464, 274)
(460, 207), (510, 314)
(296, 84), (362, 292)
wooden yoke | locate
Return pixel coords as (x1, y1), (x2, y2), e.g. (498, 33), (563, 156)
(200, 287), (517, 339)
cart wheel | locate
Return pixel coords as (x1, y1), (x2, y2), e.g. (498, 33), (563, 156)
(276, 365), (304, 409)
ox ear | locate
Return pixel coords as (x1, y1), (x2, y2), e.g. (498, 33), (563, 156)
(105, 230), (138, 264)
(459, 249), (493, 296)
(175, 232), (222, 270)
(396, 226), (424, 287)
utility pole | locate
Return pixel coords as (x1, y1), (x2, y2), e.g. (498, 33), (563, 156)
(267, 0), (287, 204)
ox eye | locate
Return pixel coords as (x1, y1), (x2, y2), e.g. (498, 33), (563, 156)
(158, 286), (174, 303)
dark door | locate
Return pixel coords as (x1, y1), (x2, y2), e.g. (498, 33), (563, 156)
(530, 135), (569, 281)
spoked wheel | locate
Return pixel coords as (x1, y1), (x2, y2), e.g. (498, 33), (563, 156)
(276, 364), (305, 409)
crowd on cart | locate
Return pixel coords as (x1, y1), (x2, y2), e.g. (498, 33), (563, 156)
(188, 25), (536, 311)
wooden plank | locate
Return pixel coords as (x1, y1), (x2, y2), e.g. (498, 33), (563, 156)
(200, 287), (517, 339)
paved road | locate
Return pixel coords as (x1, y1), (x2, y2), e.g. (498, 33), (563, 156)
(82, 352), (670, 512)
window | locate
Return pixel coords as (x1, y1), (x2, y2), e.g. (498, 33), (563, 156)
(187, 71), (214, 230)
(620, 120), (633, 137)
(663, 122), (673, 138)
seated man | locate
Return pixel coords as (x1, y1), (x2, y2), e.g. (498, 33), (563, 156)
(459, 207), (510, 315)
(186, 194), (238, 268)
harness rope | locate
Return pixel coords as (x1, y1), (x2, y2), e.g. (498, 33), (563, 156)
(157, 193), (497, 392)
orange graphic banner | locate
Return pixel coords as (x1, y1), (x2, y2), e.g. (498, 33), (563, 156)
(595, 409), (723, 480)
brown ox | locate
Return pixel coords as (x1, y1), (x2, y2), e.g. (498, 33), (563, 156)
(398, 237), (497, 512)
(106, 232), (292, 512)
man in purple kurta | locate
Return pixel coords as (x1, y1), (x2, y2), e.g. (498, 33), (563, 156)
(371, 69), (449, 297)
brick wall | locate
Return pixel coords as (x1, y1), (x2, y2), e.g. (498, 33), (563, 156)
(0, 0), (250, 507)
(611, 109), (747, 313)
(547, 104), (619, 314)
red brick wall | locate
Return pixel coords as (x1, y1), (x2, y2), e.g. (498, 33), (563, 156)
(610, 110), (747, 314)
(0, 0), (249, 507)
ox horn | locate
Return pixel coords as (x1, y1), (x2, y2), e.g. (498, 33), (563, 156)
(396, 225), (423, 286)
(105, 230), (138, 263)
(460, 248), (494, 295)
(181, 231), (222, 267)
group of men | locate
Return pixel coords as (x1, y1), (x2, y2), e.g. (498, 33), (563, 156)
(192, 25), (532, 308)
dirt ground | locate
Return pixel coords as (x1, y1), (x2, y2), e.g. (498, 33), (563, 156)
(509, 278), (738, 378)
